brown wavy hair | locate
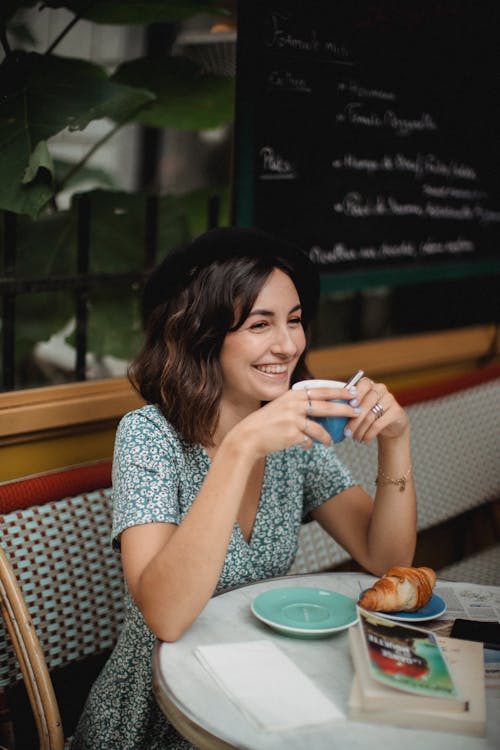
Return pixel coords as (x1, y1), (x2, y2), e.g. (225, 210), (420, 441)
(129, 228), (319, 446)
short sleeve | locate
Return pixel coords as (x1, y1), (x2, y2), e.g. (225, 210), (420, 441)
(301, 442), (356, 520)
(111, 407), (184, 546)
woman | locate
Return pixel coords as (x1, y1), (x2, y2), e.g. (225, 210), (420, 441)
(72, 226), (416, 749)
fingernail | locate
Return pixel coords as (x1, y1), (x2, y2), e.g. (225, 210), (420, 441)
(349, 398), (358, 407)
(354, 406), (361, 415)
(344, 427), (352, 438)
(349, 386), (357, 396)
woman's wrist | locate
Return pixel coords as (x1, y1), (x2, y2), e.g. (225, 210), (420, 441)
(375, 464), (413, 492)
(377, 420), (410, 449)
(218, 422), (260, 465)
(376, 422), (412, 478)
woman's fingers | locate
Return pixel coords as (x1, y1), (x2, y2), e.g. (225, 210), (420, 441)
(249, 383), (389, 454)
(286, 376), (408, 446)
(345, 377), (408, 442)
(300, 417), (334, 448)
(283, 389), (358, 449)
(353, 395), (393, 442)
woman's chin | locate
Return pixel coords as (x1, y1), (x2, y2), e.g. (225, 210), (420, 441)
(258, 380), (290, 401)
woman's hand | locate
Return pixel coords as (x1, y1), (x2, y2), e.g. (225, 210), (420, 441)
(344, 376), (409, 443)
(228, 385), (360, 458)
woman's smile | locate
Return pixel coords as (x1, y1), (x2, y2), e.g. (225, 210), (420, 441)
(219, 268), (306, 409)
(252, 363), (290, 377)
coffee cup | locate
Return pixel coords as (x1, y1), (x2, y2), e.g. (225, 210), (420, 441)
(292, 379), (349, 444)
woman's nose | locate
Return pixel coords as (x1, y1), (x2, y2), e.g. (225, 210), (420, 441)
(271, 326), (298, 355)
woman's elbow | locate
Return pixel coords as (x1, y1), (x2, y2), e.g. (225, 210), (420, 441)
(145, 611), (189, 642)
(155, 626), (183, 643)
(141, 600), (197, 642)
(365, 543), (417, 577)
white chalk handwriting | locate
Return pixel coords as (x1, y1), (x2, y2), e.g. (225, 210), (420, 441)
(309, 236), (475, 264)
(331, 153), (478, 181)
(338, 80), (395, 102)
(332, 192), (499, 224)
(259, 146), (297, 179)
(336, 103), (437, 136)
(267, 70), (311, 93)
(266, 11), (352, 62)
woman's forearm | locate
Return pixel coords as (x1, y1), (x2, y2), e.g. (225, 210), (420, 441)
(128, 438), (257, 641)
(366, 426), (417, 574)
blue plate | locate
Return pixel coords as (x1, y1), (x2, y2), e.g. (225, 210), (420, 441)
(251, 587), (359, 638)
(358, 592), (447, 622)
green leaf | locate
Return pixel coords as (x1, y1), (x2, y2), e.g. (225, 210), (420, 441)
(87, 289), (142, 361)
(0, 153), (53, 218)
(23, 141), (53, 184)
(4, 210), (76, 279)
(0, 52), (155, 216)
(1, 51), (155, 141)
(166, 186), (231, 238)
(0, 209), (75, 379)
(69, 189), (193, 273)
(112, 56), (235, 130)
(15, 291), (75, 369)
(53, 159), (117, 190)
(41, 1), (228, 25)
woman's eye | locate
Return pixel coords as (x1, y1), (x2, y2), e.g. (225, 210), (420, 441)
(289, 316), (302, 326)
(249, 321), (269, 331)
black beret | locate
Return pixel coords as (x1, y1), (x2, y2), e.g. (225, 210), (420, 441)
(142, 226), (320, 326)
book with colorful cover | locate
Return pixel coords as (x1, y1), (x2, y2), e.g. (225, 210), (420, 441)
(350, 608), (466, 711)
(349, 627), (486, 736)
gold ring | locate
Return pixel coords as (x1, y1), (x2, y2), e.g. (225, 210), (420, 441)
(371, 402), (384, 420)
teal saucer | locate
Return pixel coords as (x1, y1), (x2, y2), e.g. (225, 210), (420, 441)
(251, 587), (359, 639)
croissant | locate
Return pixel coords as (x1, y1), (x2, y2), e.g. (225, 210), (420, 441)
(359, 566), (436, 612)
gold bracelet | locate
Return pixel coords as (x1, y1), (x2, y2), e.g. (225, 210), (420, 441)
(375, 465), (412, 492)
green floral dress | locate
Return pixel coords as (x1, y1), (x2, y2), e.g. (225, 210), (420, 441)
(71, 405), (355, 749)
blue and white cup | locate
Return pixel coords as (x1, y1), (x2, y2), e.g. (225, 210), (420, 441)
(292, 379), (349, 444)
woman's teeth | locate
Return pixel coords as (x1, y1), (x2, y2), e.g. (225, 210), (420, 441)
(255, 364), (287, 374)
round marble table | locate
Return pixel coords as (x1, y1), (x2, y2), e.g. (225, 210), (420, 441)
(153, 571), (500, 750)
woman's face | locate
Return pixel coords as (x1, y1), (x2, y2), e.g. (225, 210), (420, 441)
(219, 268), (306, 410)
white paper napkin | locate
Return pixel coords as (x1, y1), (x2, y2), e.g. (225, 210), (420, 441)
(195, 639), (343, 731)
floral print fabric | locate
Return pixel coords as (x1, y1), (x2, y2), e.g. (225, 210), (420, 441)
(71, 405), (355, 749)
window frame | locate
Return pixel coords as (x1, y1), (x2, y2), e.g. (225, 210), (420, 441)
(1, 322), (495, 445)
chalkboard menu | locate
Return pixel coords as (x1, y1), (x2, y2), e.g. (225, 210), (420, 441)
(233, 0), (500, 278)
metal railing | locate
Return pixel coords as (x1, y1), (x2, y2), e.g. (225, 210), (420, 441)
(1, 194), (221, 391)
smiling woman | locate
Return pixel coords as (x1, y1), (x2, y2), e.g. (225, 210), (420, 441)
(71, 226), (417, 750)
(129, 227), (319, 447)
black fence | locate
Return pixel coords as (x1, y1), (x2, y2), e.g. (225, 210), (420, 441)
(0, 194), (221, 392)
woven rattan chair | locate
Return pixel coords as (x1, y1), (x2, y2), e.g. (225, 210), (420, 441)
(0, 488), (124, 750)
(0, 544), (64, 750)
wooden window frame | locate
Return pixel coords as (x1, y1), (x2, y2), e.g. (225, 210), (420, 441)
(1, 323), (496, 446)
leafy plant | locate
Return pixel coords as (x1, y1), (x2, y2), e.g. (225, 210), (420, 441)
(0, 0), (235, 386)
(0, 0), (235, 217)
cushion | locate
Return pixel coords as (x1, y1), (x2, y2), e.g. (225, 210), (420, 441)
(0, 489), (124, 688)
(0, 461), (112, 514)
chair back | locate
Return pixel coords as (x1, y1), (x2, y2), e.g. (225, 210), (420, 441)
(0, 545), (64, 750)
(0, 488), (124, 748)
